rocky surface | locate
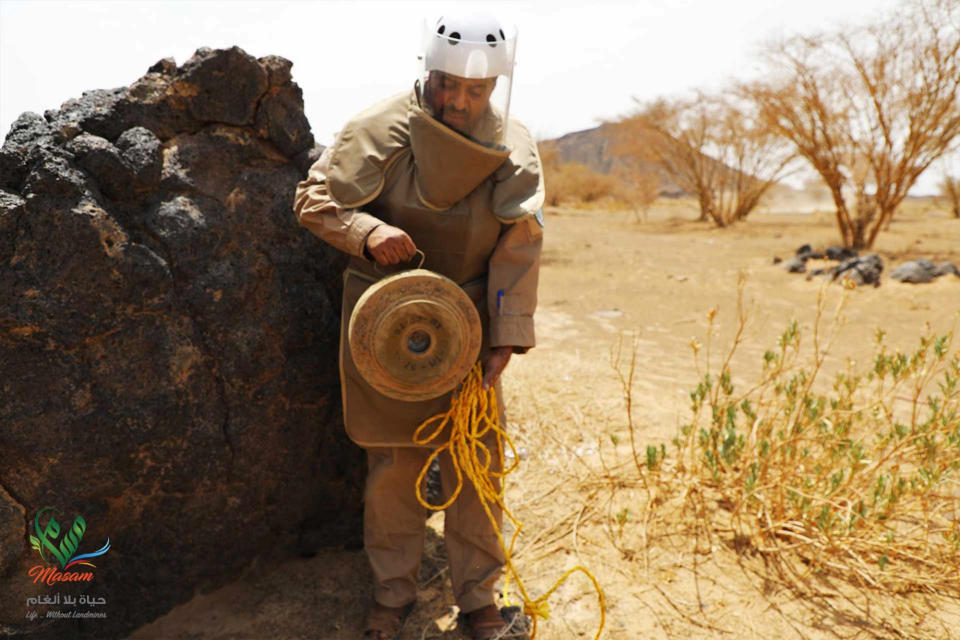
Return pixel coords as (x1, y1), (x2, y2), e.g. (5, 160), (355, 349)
(824, 245), (858, 261)
(890, 259), (960, 283)
(939, 262), (960, 278)
(782, 256), (807, 273)
(830, 254), (883, 287)
(794, 243), (823, 260)
(0, 46), (359, 639)
(784, 241), (960, 288)
(781, 244), (885, 286)
(782, 244), (860, 274)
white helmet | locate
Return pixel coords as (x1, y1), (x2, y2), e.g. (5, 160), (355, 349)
(424, 12), (517, 79)
(419, 11), (517, 145)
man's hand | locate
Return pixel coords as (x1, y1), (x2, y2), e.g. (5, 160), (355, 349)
(482, 346), (513, 390)
(365, 225), (418, 265)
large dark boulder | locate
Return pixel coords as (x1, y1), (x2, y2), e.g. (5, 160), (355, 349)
(0, 46), (355, 639)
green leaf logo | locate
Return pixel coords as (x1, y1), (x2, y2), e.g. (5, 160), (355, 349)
(29, 506), (109, 570)
(32, 507), (85, 568)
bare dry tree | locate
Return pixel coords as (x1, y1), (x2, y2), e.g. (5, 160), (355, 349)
(745, 0), (960, 248)
(941, 173), (960, 218)
(606, 95), (794, 227)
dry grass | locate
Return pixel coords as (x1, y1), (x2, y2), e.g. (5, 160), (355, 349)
(658, 276), (960, 593)
(542, 160), (622, 209)
(499, 274), (960, 638)
(538, 145), (658, 213)
(447, 202), (960, 638)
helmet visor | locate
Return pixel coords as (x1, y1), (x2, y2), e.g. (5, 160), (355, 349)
(420, 18), (517, 147)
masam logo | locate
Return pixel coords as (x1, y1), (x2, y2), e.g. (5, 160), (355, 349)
(27, 507), (110, 585)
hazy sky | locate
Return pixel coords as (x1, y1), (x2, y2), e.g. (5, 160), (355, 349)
(2, 0), (950, 193)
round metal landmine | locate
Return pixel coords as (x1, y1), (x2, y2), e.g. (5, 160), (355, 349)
(348, 269), (482, 401)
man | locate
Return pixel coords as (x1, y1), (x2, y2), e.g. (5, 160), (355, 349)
(293, 12), (543, 640)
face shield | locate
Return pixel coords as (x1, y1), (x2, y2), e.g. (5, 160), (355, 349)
(418, 13), (517, 148)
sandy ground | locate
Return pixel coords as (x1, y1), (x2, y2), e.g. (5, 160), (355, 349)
(130, 200), (960, 639)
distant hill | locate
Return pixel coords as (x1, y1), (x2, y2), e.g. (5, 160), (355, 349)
(546, 126), (621, 173)
(541, 125), (685, 196)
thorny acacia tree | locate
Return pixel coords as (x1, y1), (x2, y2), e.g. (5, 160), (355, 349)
(607, 95), (794, 227)
(744, 0), (960, 248)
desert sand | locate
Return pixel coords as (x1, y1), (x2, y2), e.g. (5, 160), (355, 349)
(130, 199), (960, 639)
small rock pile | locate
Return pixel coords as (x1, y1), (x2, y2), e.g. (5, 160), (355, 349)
(777, 244), (959, 287)
(777, 244), (882, 287)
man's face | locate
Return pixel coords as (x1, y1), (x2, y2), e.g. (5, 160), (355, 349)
(425, 71), (496, 136)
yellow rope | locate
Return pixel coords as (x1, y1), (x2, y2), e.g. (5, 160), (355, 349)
(413, 362), (606, 639)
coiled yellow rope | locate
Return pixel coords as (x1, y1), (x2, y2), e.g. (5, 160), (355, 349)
(413, 362), (606, 639)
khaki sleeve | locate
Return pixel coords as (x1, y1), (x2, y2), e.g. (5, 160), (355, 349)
(487, 213), (544, 353)
(292, 146), (384, 258)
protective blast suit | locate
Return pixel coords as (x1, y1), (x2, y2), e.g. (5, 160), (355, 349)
(292, 84), (544, 613)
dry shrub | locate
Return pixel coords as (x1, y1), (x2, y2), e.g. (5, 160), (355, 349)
(539, 144), (658, 212)
(941, 174), (960, 219)
(637, 277), (960, 594)
(545, 162), (621, 207)
(612, 167), (660, 222)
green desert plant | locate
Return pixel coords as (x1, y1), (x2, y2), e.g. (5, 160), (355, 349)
(659, 278), (960, 593)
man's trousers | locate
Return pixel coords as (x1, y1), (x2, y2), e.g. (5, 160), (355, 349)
(363, 427), (505, 613)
